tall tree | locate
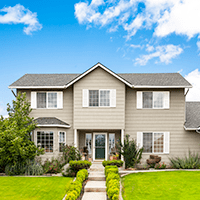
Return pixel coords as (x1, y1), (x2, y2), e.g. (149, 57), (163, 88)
(0, 92), (43, 170)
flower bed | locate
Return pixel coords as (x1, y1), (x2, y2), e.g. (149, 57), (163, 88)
(105, 165), (120, 200)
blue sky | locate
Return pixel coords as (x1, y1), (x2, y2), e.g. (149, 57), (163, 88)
(1, 0), (200, 116)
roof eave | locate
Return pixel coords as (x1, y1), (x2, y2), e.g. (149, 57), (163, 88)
(37, 124), (70, 128)
(134, 85), (192, 88)
(8, 86), (65, 89)
(184, 126), (197, 131)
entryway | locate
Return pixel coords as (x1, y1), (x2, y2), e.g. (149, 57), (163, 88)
(93, 133), (107, 161)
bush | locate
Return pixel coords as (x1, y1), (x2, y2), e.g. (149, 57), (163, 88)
(106, 173), (120, 186)
(5, 159), (43, 175)
(69, 160), (91, 175)
(63, 145), (81, 164)
(102, 160), (124, 167)
(169, 151), (200, 169)
(65, 169), (88, 200)
(105, 165), (117, 176)
(105, 168), (119, 177)
(42, 158), (63, 174)
(107, 187), (120, 200)
(154, 162), (166, 169)
(116, 134), (143, 169)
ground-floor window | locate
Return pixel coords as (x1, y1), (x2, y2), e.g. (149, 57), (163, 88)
(109, 133), (115, 153)
(37, 131), (54, 153)
(86, 133), (92, 154)
(59, 132), (66, 152)
(143, 132), (164, 153)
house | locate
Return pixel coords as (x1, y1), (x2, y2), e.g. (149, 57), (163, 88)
(8, 63), (200, 164)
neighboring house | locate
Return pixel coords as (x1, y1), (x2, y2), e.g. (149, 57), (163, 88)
(9, 63), (200, 164)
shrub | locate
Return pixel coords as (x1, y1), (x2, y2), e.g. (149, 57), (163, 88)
(106, 173), (120, 186)
(69, 160), (91, 175)
(169, 151), (200, 169)
(116, 134), (143, 169)
(102, 160), (123, 167)
(42, 158), (63, 174)
(63, 145), (81, 164)
(107, 186), (120, 200)
(65, 169), (88, 200)
(5, 159), (43, 175)
(105, 165), (117, 176)
(154, 162), (166, 169)
(105, 168), (119, 177)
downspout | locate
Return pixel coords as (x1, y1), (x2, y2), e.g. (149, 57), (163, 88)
(11, 89), (17, 97)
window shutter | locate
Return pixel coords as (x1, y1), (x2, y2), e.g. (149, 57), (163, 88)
(137, 132), (143, 148)
(57, 92), (63, 109)
(137, 91), (143, 109)
(164, 132), (170, 153)
(110, 89), (116, 107)
(31, 92), (37, 109)
(163, 92), (170, 109)
(82, 89), (88, 107)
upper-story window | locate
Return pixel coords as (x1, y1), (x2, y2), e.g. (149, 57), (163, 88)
(31, 91), (63, 109)
(137, 91), (170, 109)
(89, 90), (110, 107)
(83, 89), (116, 107)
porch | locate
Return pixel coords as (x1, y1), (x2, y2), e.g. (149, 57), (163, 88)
(74, 129), (124, 161)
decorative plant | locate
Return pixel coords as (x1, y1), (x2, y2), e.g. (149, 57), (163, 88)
(116, 134), (143, 169)
(62, 145), (81, 164)
(154, 162), (166, 169)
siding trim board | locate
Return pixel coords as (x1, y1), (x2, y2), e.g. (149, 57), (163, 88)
(37, 124), (70, 128)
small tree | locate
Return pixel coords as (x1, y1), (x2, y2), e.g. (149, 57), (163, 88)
(116, 134), (143, 169)
(0, 92), (43, 171)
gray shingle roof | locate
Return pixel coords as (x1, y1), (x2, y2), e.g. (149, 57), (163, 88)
(185, 102), (200, 129)
(9, 72), (191, 88)
(34, 117), (70, 127)
(118, 73), (191, 87)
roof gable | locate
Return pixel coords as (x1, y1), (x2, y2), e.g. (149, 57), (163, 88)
(64, 62), (132, 88)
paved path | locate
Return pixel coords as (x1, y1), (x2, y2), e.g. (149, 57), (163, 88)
(82, 162), (107, 200)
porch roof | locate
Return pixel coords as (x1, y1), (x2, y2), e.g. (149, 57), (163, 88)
(34, 117), (70, 128)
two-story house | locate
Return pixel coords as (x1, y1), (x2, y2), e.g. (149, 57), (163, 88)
(9, 63), (200, 164)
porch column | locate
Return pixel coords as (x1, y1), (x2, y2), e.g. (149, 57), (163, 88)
(74, 129), (77, 148)
(121, 129), (124, 161)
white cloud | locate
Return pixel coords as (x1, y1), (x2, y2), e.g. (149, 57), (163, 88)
(146, 44), (154, 52)
(0, 4), (42, 35)
(135, 44), (183, 65)
(185, 69), (200, 101)
(197, 41), (200, 51)
(130, 44), (143, 49)
(75, 0), (200, 41)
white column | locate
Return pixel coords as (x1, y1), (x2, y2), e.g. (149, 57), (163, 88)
(121, 129), (124, 161)
(74, 129), (77, 148)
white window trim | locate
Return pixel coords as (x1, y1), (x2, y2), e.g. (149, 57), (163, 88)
(142, 132), (169, 154)
(37, 131), (54, 154)
(36, 91), (63, 109)
(141, 91), (169, 109)
(58, 131), (66, 152)
(88, 89), (112, 107)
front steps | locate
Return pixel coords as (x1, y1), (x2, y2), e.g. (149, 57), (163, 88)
(82, 162), (107, 200)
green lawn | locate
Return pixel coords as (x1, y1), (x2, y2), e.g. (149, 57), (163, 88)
(0, 177), (73, 200)
(122, 171), (200, 200)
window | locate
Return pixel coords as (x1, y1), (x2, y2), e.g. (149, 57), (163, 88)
(137, 91), (169, 109)
(59, 132), (66, 152)
(109, 133), (115, 153)
(86, 133), (92, 154)
(37, 131), (53, 153)
(143, 132), (164, 153)
(89, 90), (110, 107)
(83, 89), (116, 107)
(32, 91), (63, 109)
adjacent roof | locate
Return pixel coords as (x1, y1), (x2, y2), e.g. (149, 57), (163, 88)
(185, 102), (200, 130)
(9, 62), (192, 89)
(34, 117), (70, 128)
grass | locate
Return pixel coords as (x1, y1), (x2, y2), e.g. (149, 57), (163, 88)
(122, 171), (200, 200)
(0, 176), (73, 200)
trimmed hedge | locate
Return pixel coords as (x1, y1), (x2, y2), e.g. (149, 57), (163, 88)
(69, 160), (92, 174)
(102, 160), (123, 167)
(105, 165), (120, 200)
(65, 169), (88, 200)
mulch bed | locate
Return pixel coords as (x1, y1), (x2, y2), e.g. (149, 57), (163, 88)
(77, 179), (88, 200)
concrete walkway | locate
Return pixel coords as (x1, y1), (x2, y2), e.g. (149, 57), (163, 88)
(82, 161), (107, 200)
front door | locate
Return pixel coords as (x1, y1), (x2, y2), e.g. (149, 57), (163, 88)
(93, 133), (107, 160)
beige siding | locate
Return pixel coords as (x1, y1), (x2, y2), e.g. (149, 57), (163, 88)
(18, 87), (74, 146)
(125, 87), (200, 164)
(73, 67), (125, 129)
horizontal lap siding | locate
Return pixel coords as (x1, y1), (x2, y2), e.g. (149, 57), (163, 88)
(125, 87), (200, 164)
(18, 88), (74, 145)
(74, 67), (125, 129)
